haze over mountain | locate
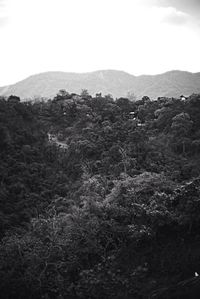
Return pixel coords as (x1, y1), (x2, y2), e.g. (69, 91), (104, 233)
(0, 69), (200, 100)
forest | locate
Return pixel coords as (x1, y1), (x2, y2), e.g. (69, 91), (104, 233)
(1, 91), (200, 298)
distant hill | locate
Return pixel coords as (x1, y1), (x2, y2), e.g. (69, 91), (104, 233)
(0, 70), (200, 100)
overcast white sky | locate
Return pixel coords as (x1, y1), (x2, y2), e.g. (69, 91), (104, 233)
(0, 0), (200, 85)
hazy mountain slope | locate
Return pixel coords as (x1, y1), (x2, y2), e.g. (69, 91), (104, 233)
(0, 70), (135, 99)
(0, 70), (200, 100)
(134, 71), (200, 98)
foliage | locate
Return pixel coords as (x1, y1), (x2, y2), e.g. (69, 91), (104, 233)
(1, 92), (200, 298)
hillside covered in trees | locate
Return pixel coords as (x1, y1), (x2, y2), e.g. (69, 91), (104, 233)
(1, 91), (200, 298)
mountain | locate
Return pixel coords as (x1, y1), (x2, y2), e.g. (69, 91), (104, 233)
(1, 70), (200, 100)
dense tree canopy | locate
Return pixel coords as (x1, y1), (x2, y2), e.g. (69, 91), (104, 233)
(1, 93), (200, 298)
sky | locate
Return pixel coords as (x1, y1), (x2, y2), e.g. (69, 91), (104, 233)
(0, 0), (200, 85)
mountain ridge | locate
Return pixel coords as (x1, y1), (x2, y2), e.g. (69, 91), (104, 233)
(1, 69), (200, 100)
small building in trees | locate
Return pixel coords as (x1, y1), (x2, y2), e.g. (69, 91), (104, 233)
(180, 95), (188, 101)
